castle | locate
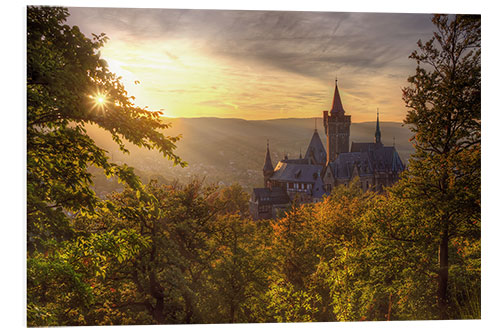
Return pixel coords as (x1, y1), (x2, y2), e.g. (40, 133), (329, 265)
(249, 81), (405, 220)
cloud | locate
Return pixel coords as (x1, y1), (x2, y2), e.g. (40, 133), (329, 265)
(164, 50), (179, 61)
(198, 99), (232, 109)
(65, 7), (439, 121)
(204, 12), (433, 83)
(68, 9), (433, 79)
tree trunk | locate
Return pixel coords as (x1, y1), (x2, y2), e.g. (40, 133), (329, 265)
(437, 224), (449, 319)
(183, 292), (194, 323)
(387, 292), (392, 321)
(148, 269), (165, 324)
(152, 297), (165, 324)
(229, 301), (235, 323)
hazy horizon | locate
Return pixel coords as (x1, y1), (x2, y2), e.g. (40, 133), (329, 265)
(160, 115), (407, 124)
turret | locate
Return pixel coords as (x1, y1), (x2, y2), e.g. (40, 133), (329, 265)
(263, 140), (274, 187)
(375, 109), (382, 145)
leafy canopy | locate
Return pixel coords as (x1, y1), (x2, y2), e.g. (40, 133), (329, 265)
(27, 6), (185, 249)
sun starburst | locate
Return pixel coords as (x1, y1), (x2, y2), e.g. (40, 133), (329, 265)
(90, 91), (108, 110)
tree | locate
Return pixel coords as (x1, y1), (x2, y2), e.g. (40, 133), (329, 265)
(27, 6), (184, 251)
(401, 14), (480, 319)
(359, 189), (443, 320)
(27, 6), (185, 326)
(265, 180), (376, 322)
(200, 213), (273, 323)
(68, 180), (261, 325)
(27, 228), (149, 326)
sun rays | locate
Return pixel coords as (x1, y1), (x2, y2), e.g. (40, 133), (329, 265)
(89, 91), (109, 111)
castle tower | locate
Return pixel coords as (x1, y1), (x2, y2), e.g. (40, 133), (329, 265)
(323, 80), (351, 162)
(263, 140), (274, 187)
(375, 109), (382, 145)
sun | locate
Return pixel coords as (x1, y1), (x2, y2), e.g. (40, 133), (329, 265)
(91, 92), (108, 108)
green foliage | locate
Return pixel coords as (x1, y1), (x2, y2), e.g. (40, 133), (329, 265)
(264, 181), (377, 322)
(27, 6), (185, 326)
(266, 278), (321, 322)
(27, 6), (184, 251)
(27, 229), (148, 326)
(199, 213), (273, 323)
(66, 180), (270, 324)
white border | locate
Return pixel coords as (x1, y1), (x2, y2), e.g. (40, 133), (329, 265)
(3, 1), (497, 332)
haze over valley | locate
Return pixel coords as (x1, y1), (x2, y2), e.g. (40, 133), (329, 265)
(88, 117), (414, 195)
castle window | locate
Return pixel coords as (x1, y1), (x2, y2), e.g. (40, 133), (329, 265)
(258, 205), (270, 213)
(288, 182), (293, 189)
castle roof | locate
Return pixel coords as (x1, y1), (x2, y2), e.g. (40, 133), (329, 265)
(271, 161), (323, 184)
(351, 142), (378, 152)
(335, 143), (404, 177)
(331, 81), (345, 114)
(284, 158), (309, 165)
(375, 109), (382, 144)
(263, 141), (273, 172)
(368, 146), (404, 172)
(330, 151), (373, 179)
(304, 130), (327, 165)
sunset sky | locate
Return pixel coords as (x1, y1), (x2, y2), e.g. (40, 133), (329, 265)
(67, 7), (437, 122)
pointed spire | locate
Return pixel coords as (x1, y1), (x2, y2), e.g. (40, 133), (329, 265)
(375, 108), (382, 144)
(263, 140), (273, 172)
(331, 79), (345, 114)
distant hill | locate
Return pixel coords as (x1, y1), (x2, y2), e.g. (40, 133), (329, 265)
(86, 117), (415, 193)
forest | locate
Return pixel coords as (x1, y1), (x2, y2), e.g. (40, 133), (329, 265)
(27, 7), (480, 326)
